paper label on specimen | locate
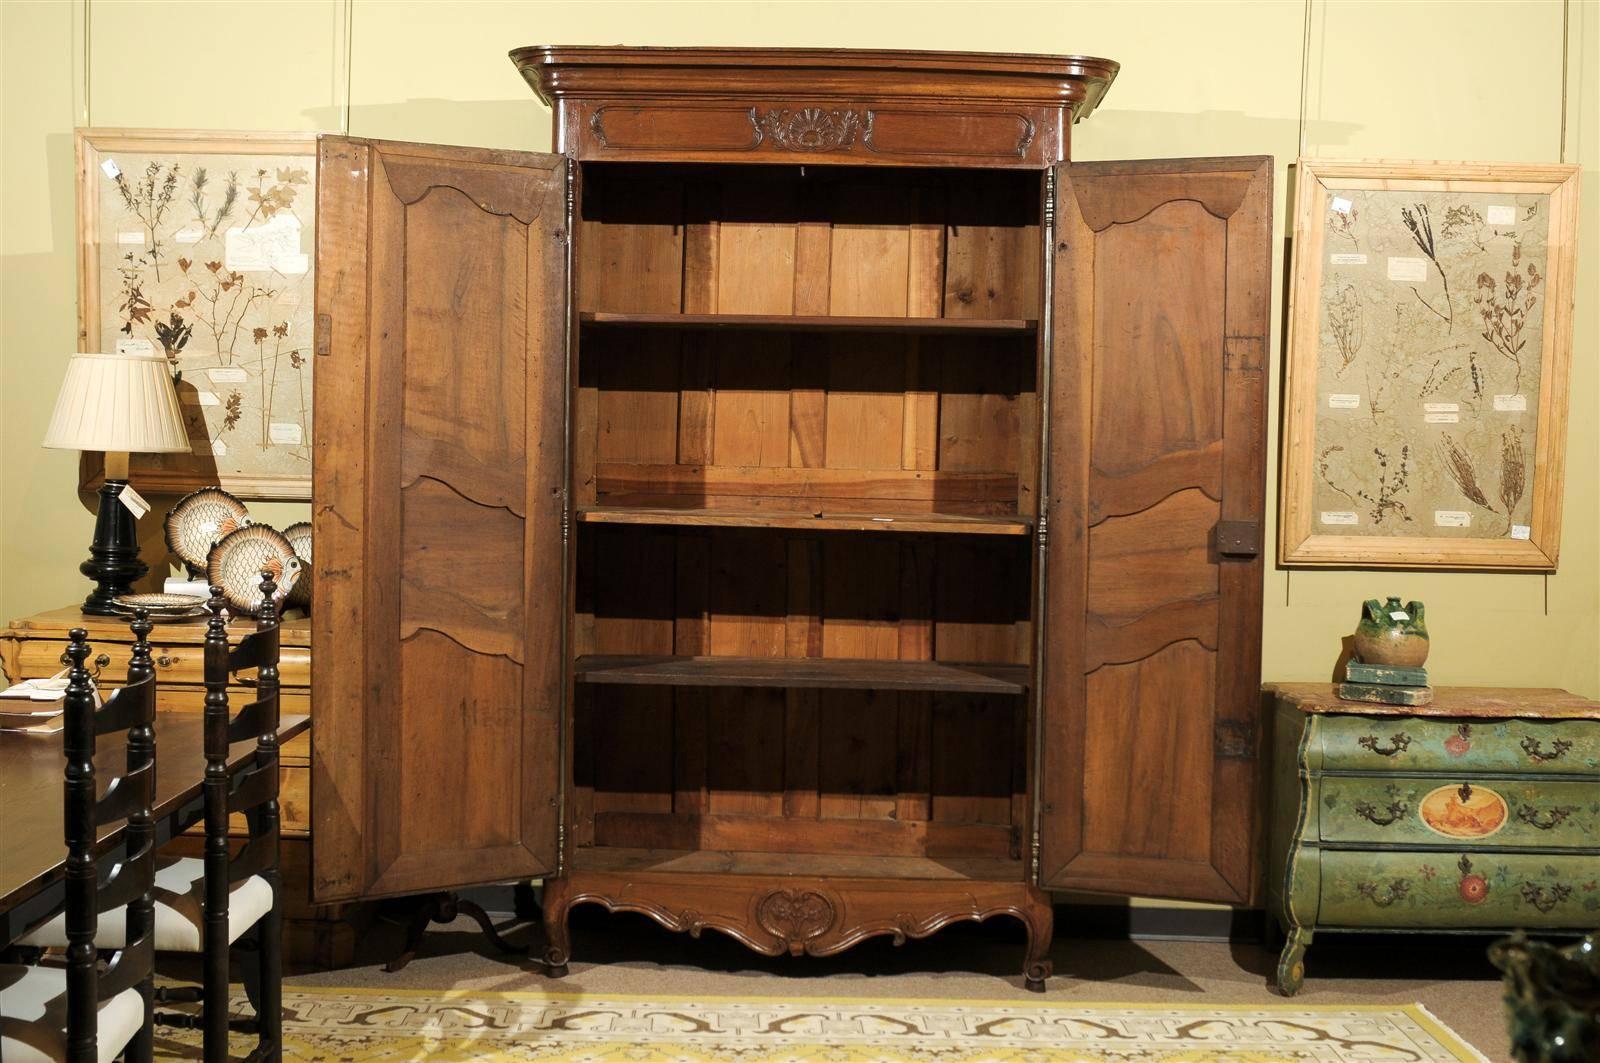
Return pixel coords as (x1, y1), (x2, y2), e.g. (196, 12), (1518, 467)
(100, 159), (121, 179)
(275, 253), (309, 275)
(1487, 204), (1517, 225)
(117, 231), (145, 246)
(1423, 402), (1459, 413)
(1330, 196), (1352, 214)
(1433, 510), (1471, 528)
(1389, 610), (1410, 621)
(115, 337), (154, 356)
(1327, 393), (1361, 410)
(225, 215), (301, 273)
(207, 367), (247, 384)
(1494, 394), (1527, 412)
(268, 422), (303, 446)
(211, 438), (228, 457)
(1319, 511), (1359, 525)
(191, 391), (220, 407)
(174, 226), (204, 244)
(1330, 252), (1367, 265)
(1423, 412), (1460, 423)
(1510, 524), (1531, 540)
(117, 484), (150, 520)
(1386, 256), (1430, 282)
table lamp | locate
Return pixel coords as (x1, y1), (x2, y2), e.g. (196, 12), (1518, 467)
(42, 351), (192, 615)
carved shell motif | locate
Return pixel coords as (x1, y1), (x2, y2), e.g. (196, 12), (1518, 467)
(758, 108), (863, 152)
(755, 889), (835, 952)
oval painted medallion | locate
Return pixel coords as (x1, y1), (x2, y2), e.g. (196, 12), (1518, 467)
(1419, 783), (1508, 839)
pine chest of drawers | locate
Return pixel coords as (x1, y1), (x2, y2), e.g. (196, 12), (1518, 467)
(1268, 683), (1600, 995)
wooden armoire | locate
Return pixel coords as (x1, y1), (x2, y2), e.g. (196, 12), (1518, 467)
(311, 47), (1270, 989)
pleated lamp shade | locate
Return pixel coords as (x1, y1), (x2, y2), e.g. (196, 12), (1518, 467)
(42, 352), (191, 453)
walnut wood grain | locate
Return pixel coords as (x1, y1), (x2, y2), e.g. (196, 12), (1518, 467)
(312, 136), (567, 904)
(582, 311), (1036, 334)
(575, 654), (1029, 694)
(578, 508), (1032, 536)
(1039, 157), (1271, 905)
(542, 865), (1052, 988)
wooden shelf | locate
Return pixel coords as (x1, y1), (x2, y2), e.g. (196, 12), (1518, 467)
(578, 507), (1032, 536)
(574, 846), (1022, 882)
(575, 654), (1029, 694)
(580, 311), (1037, 335)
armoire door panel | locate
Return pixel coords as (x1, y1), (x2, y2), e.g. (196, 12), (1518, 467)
(1039, 156), (1270, 904)
(312, 136), (569, 903)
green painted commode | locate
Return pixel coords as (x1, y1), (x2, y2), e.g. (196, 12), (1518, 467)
(1268, 684), (1600, 996)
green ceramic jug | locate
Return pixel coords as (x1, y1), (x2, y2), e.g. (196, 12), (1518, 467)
(1353, 596), (1429, 667)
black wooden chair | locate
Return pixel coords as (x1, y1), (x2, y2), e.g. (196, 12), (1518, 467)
(14, 578), (284, 1062)
(0, 618), (158, 1063)
(147, 576), (285, 1062)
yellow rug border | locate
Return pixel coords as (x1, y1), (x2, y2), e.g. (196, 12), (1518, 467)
(281, 986), (1487, 1059)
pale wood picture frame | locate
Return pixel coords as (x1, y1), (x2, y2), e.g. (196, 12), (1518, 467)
(1279, 158), (1580, 570)
(76, 128), (320, 500)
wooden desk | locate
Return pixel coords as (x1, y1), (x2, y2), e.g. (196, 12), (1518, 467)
(0, 711), (308, 944)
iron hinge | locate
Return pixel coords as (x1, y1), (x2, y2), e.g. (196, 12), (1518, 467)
(1214, 718), (1256, 760)
(314, 313), (332, 357)
(1216, 520), (1262, 558)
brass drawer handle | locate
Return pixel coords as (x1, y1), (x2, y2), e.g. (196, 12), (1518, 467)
(1357, 732), (1411, 757)
(1515, 804), (1574, 830)
(1519, 882), (1573, 913)
(1353, 800), (1408, 826)
(1355, 878), (1411, 907)
(62, 651), (112, 677)
(157, 654), (175, 668)
(1520, 736), (1573, 762)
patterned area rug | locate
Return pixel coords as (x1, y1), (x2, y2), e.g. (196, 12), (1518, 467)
(156, 989), (1489, 1061)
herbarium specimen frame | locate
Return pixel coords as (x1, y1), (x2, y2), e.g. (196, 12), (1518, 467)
(76, 129), (318, 500)
(1280, 158), (1580, 570)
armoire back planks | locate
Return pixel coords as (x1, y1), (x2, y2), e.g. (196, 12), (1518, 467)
(569, 163), (1040, 868)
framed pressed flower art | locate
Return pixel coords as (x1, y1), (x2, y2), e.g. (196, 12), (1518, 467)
(1279, 158), (1581, 570)
(76, 129), (318, 500)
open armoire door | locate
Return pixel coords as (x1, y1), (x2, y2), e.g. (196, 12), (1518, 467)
(311, 137), (570, 903)
(1038, 157), (1271, 903)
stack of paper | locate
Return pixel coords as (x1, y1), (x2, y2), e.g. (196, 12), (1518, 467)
(0, 671), (90, 734)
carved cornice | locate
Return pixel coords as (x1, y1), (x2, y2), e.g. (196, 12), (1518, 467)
(514, 46), (1120, 122)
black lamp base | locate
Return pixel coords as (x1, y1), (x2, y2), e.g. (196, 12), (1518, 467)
(79, 479), (148, 616)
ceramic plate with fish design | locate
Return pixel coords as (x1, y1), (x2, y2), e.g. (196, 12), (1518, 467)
(206, 525), (302, 616)
(283, 521), (312, 609)
(110, 592), (208, 622)
(164, 488), (250, 572)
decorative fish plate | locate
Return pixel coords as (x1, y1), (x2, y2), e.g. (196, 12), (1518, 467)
(283, 521), (312, 609)
(164, 488), (250, 573)
(206, 525), (303, 616)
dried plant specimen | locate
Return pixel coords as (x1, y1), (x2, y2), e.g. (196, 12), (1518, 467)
(1401, 203), (1453, 330)
(1439, 433), (1495, 512)
(1356, 444), (1413, 525)
(115, 161), (180, 279)
(242, 167), (310, 229)
(1328, 285), (1364, 375)
(1318, 445), (1357, 503)
(152, 311), (193, 367)
(222, 390), (243, 432)
(1328, 201), (1359, 248)
(1499, 427), (1526, 529)
(1474, 240), (1542, 391)
(1440, 204), (1487, 251)
(190, 167), (240, 239)
(116, 253), (153, 336)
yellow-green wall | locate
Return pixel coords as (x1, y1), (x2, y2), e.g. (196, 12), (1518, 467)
(3, 0), (1597, 698)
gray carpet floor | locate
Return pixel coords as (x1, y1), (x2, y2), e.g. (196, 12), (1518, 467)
(277, 907), (1514, 1060)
